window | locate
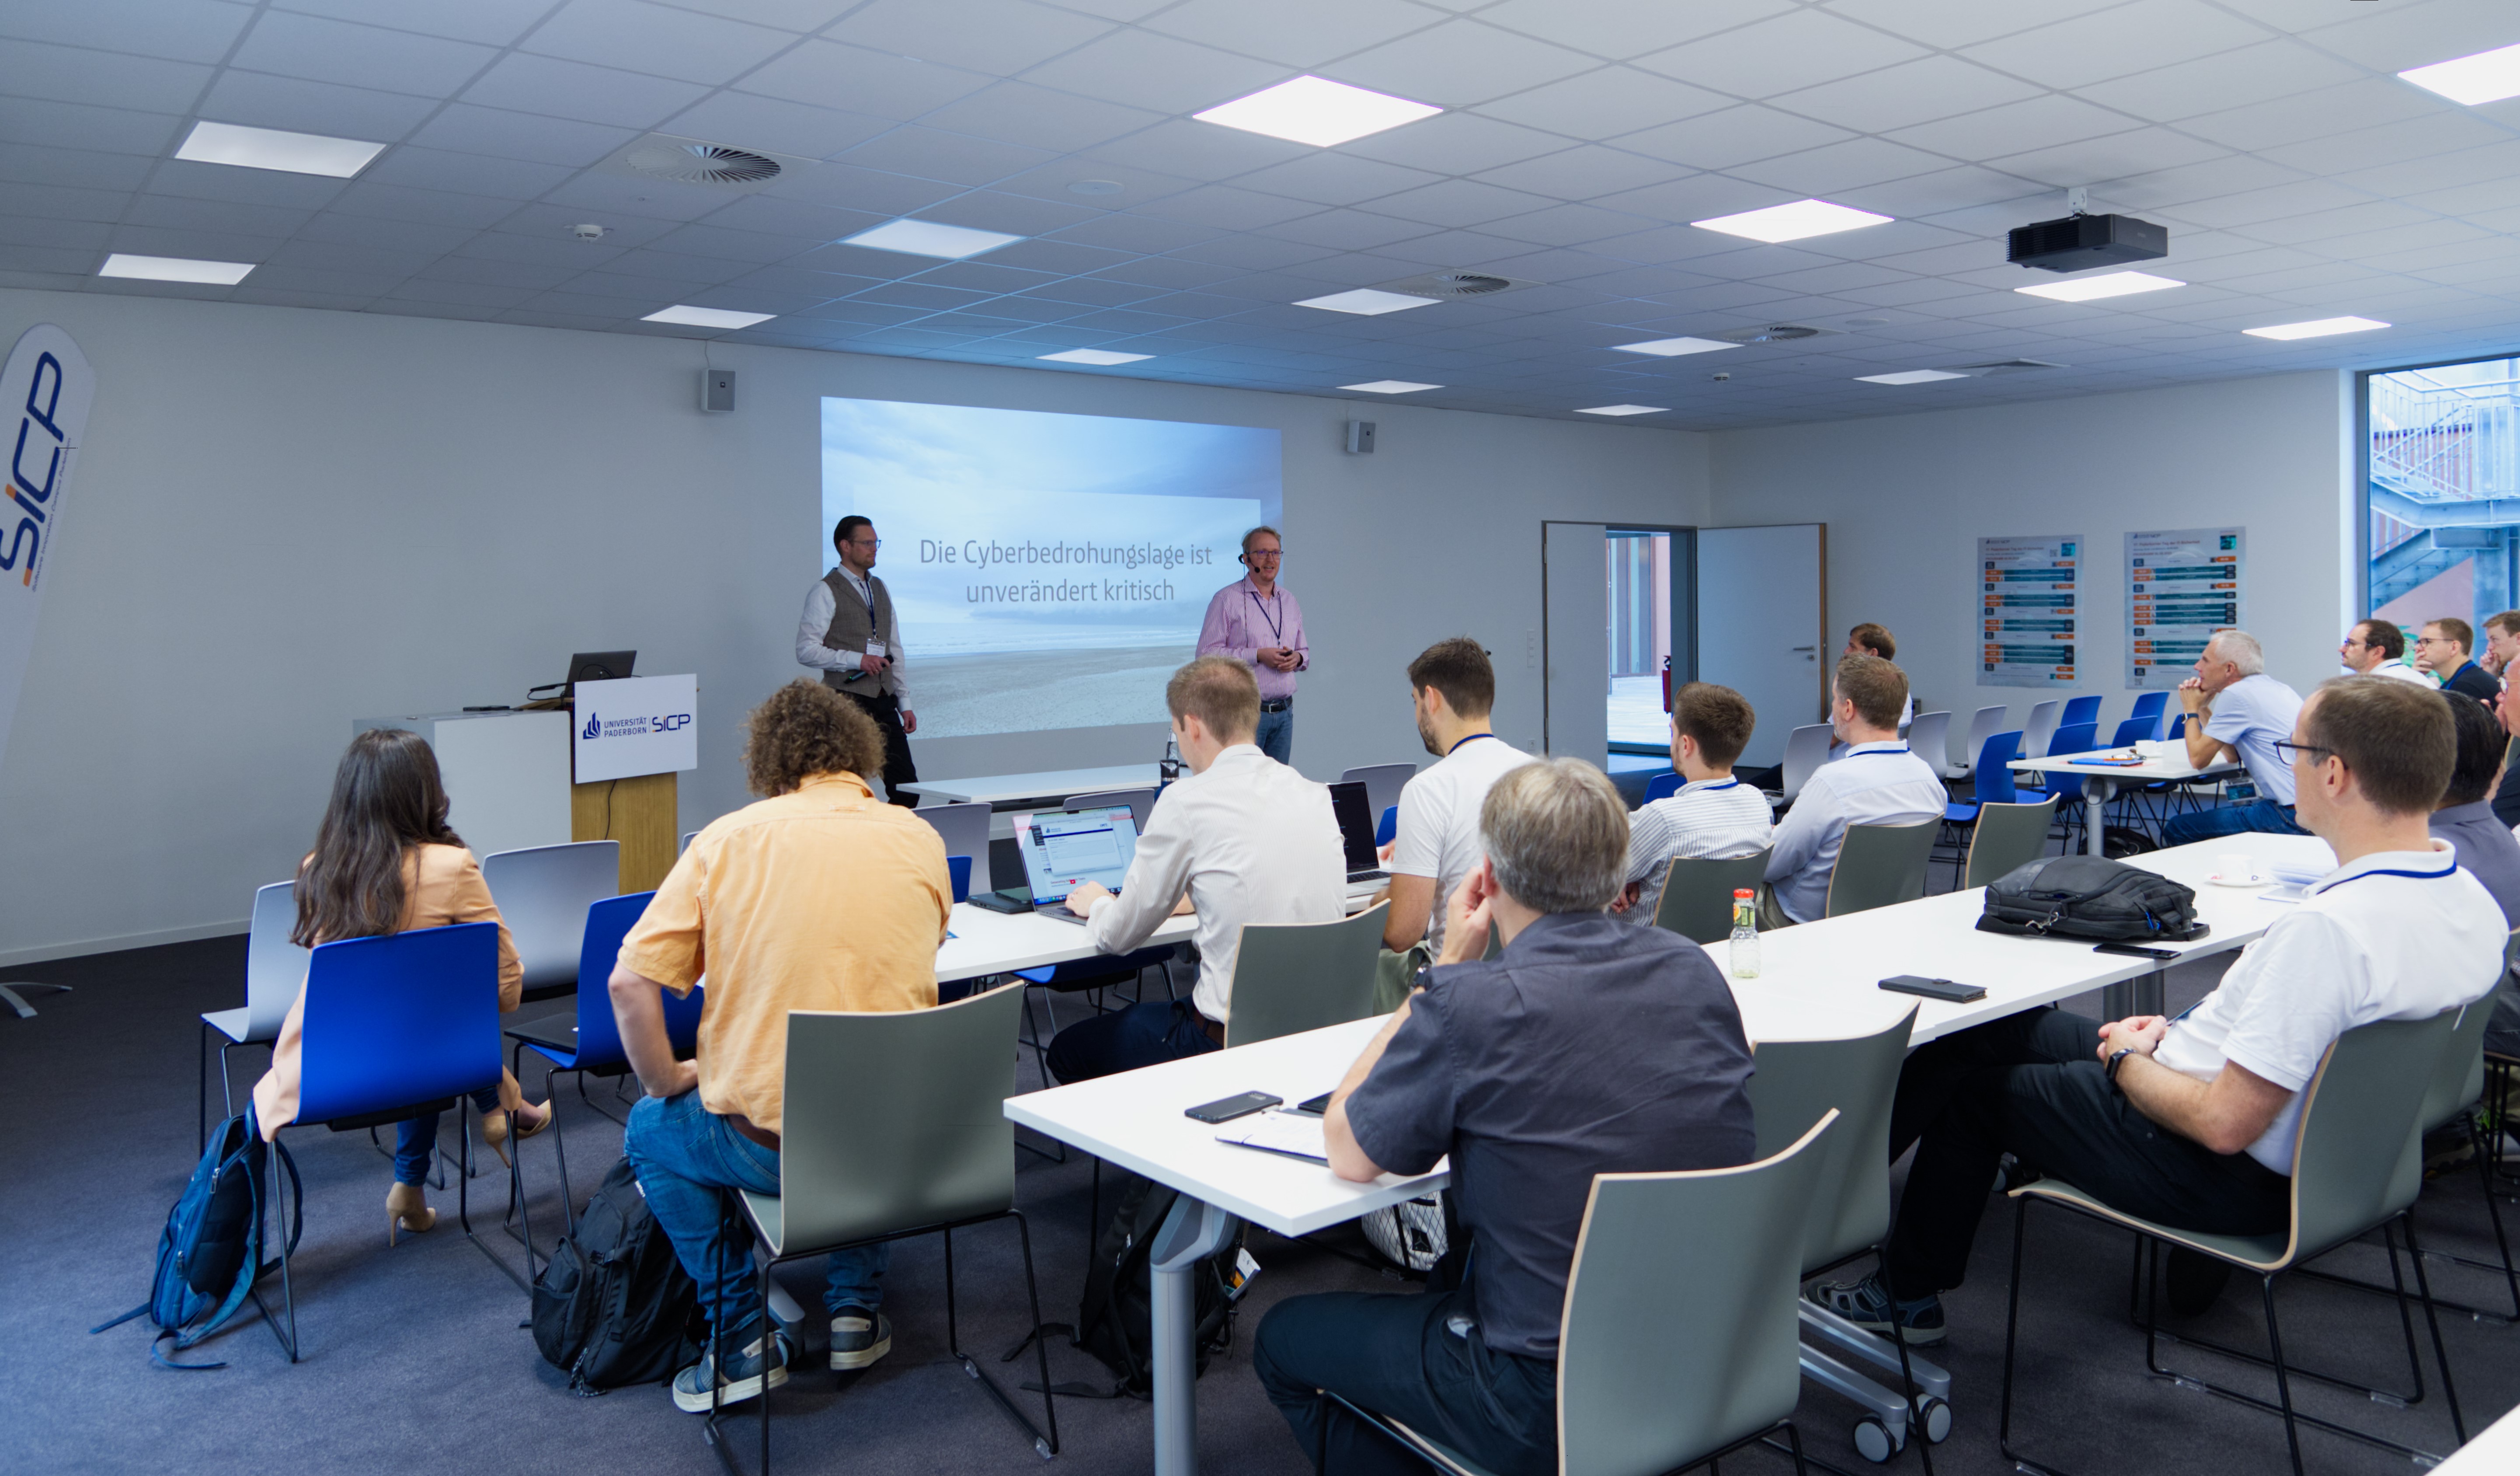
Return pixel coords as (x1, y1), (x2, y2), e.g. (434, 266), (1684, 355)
(2365, 354), (2520, 637)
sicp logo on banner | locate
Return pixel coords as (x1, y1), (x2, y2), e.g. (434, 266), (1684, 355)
(0, 324), (93, 778)
(571, 674), (699, 784)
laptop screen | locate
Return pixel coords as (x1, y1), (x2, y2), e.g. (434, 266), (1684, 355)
(1329, 781), (1379, 872)
(1012, 806), (1140, 904)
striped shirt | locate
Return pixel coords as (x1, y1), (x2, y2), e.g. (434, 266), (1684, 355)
(1619, 778), (1775, 925)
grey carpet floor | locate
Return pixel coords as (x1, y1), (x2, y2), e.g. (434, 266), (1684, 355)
(4, 940), (2514, 1476)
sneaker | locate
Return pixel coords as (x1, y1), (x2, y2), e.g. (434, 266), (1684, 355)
(828, 1305), (893, 1371)
(672, 1322), (791, 1414)
(1806, 1272), (1947, 1346)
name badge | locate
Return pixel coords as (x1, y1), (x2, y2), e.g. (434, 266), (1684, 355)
(865, 639), (887, 659)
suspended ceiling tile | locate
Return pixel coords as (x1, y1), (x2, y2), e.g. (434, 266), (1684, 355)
(459, 53), (711, 130)
(823, 0), (1115, 77)
(1326, 19), (1601, 107)
(1957, 0), (2275, 90)
(1635, 9), (1931, 99)
(520, 0), (804, 86)
(734, 41), (994, 121)
(1478, 0), (1799, 62)
(914, 81), (1167, 155)
(655, 93), (894, 161)
(230, 11), (501, 97)
(1138, 0), (1439, 69)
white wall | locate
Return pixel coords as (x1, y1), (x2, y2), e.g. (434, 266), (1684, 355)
(0, 289), (1707, 963)
(1707, 371), (2355, 766)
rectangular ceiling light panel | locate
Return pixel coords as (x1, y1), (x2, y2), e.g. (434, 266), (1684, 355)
(842, 219), (1024, 259)
(1690, 199), (1892, 243)
(2014, 270), (2184, 302)
(1040, 349), (1152, 364)
(2242, 316), (2388, 341)
(643, 305), (775, 329)
(97, 253), (255, 285)
(1857, 369), (1967, 385)
(175, 120), (386, 178)
(2400, 42), (2520, 106)
(1343, 380), (1441, 393)
(1576, 404), (1668, 416)
(1294, 288), (1439, 316)
(1194, 75), (1442, 148)
(1614, 337), (1738, 357)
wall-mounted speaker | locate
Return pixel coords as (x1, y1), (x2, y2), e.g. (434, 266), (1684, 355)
(700, 368), (736, 412)
(1345, 419), (1376, 454)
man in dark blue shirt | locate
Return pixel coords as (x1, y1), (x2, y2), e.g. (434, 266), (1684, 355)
(1253, 758), (1756, 1476)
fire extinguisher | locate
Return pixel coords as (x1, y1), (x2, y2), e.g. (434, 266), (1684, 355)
(1660, 654), (1672, 713)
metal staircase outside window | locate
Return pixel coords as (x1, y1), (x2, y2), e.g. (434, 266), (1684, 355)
(2367, 358), (2520, 620)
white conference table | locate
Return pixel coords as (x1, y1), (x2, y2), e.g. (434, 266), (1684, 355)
(2011, 739), (2242, 856)
(1006, 1017), (1443, 1476)
(937, 898), (1196, 985)
(898, 764), (1162, 809)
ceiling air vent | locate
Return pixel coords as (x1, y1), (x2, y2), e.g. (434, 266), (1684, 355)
(597, 135), (817, 194)
(1378, 271), (1531, 298)
(1710, 323), (1835, 344)
(1959, 359), (2067, 376)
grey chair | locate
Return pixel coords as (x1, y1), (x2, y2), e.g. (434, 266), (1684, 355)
(1338, 763), (1417, 826)
(1956, 705), (2007, 779)
(1224, 902), (1390, 1049)
(480, 840), (620, 1002)
(198, 879), (307, 1148)
(1652, 850), (1773, 946)
(1749, 1009), (1949, 1465)
(1775, 723), (1833, 804)
(1334, 1111), (1841, 1476)
(1066, 787), (1156, 833)
(2021, 699), (2063, 759)
(1905, 711), (1952, 780)
(1824, 822), (1938, 918)
(718, 987), (1055, 1469)
(680, 829), (700, 855)
(2001, 1011), (2467, 1475)
(912, 801), (993, 893)
(1960, 798), (2057, 890)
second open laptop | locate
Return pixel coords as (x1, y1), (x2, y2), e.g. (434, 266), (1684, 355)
(1010, 804), (1141, 924)
(1330, 780), (1388, 886)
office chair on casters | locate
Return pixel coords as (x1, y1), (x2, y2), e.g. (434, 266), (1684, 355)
(2001, 1012), (2466, 1476)
(708, 988), (1056, 1474)
(1331, 1113), (1841, 1476)
(200, 881), (309, 1151)
(1750, 1010), (1949, 1467)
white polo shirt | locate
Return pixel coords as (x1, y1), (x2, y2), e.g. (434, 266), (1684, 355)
(1763, 740), (1946, 924)
(2153, 841), (2506, 1174)
(1082, 745), (1347, 1026)
(2201, 673), (2305, 806)
(1389, 733), (1540, 953)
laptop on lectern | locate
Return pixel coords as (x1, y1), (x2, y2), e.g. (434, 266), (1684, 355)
(528, 650), (637, 704)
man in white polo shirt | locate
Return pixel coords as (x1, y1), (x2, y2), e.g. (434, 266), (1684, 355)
(2340, 618), (2430, 685)
(1760, 654), (1946, 926)
(2164, 628), (2309, 845)
(1380, 637), (1537, 964)
(1813, 675), (2505, 1344)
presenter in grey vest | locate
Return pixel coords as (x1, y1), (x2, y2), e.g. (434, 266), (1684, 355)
(1196, 525), (1307, 764)
(797, 516), (920, 806)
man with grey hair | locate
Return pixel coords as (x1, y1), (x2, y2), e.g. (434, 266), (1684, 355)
(1254, 758), (1756, 1475)
(2165, 628), (2309, 844)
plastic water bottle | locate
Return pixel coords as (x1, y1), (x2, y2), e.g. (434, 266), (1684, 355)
(1728, 889), (1760, 978)
(1160, 732), (1183, 782)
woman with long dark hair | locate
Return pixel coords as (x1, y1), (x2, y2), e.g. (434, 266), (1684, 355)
(251, 728), (546, 1241)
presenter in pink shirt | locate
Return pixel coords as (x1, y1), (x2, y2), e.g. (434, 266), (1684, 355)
(1197, 526), (1307, 765)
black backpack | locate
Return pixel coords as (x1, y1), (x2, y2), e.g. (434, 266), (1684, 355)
(93, 1105), (301, 1369)
(532, 1158), (706, 1395)
(1977, 855), (2206, 942)
(1011, 1174), (1250, 1399)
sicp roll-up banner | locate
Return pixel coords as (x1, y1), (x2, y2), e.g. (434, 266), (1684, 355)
(0, 324), (92, 776)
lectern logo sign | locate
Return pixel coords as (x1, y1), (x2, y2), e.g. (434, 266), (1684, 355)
(583, 711), (600, 741)
(570, 674), (700, 784)
(0, 323), (92, 779)
(579, 710), (693, 740)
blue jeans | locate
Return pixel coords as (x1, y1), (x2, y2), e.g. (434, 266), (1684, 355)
(623, 1089), (887, 1333)
(2161, 798), (2306, 848)
(394, 1086), (502, 1186)
(1256, 703), (1293, 765)
(1045, 998), (1219, 1084)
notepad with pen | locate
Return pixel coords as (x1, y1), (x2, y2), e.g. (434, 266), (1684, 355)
(1215, 1110), (1331, 1165)
(2068, 756), (2148, 767)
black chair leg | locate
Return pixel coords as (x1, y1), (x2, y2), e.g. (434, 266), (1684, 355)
(2402, 1211), (2468, 1446)
(2258, 1274), (2305, 1476)
(1998, 1197), (2031, 1467)
(198, 1022), (211, 1153)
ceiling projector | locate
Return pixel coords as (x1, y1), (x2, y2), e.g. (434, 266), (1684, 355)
(2007, 211), (2168, 272)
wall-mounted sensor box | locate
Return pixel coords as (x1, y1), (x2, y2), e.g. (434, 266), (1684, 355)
(1345, 419), (1376, 454)
(701, 368), (736, 412)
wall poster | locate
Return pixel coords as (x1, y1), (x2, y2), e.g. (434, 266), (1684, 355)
(2127, 527), (2243, 690)
(1977, 534), (2081, 687)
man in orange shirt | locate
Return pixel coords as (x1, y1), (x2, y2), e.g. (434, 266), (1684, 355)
(613, 680), (951, 1413)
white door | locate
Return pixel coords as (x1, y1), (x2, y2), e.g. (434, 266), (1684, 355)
(1542, 521), (1608, 764)
(1697, 524), (1826, 768)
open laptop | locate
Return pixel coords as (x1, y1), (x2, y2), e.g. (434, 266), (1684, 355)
(526, 650), (636, 704)
(1010, 805), (1140, 923)
(1330, 780), (1388, 888)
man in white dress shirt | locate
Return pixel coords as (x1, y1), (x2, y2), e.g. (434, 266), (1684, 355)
(1761, 654), (1947, 925)
(796, 516), (919, 806)
(1043, 656), (1347, 1082)
(2339, 618), (2432, 685)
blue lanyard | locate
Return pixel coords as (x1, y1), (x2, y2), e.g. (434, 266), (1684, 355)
(2320, 862), (2457, 891)
(843, 569), (877, 623)
(1695, 779), (1741, 792)
(1448, 733), (1497, 756)
(1245, 584), (1285, 645)
(1842, 746), (1910, 759)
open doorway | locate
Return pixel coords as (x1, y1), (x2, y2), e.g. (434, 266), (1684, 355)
(1607, 530), (1677, 756)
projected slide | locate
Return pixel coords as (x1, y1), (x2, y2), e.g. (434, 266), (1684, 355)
(821, 398), (1282, 739)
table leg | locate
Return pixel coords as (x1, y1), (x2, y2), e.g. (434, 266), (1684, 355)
(2082, 776), (2112, 858)
(2100, 967), (2168, 1024)
(1149, 1193), (1239, 1476)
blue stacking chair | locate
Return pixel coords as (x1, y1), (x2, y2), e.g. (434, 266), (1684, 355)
(2060, 694), (2101, 731)
(1940, 731), (2023, 882)
(505, 893), (700, 1228)
(1643, 771), (1683, 803)
(2028, 720), (2098, 849)
(2108, 717), (2155, 748)
(1376, 804), (1398, 847)
(271, 921), (525, 1360)
(2130, 690), (2168, 738)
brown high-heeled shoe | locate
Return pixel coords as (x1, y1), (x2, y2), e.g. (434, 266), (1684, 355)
(386, 1181), (437, 1245)
(480, 1100), (553, 1167)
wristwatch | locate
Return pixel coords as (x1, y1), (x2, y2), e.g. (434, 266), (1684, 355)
(2106, 1047), (2137, 1085)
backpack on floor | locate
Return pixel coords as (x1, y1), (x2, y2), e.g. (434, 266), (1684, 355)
(1013, 1173), (1251, 1399)
(532, 1157), (706, 1396)
(1361, 1191), (1449, 1273)
(92, 1104), (301, 1369)
(1977, 855), (2205, 942)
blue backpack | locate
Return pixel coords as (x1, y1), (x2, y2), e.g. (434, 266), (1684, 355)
(94, 1104), (301, 1368)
